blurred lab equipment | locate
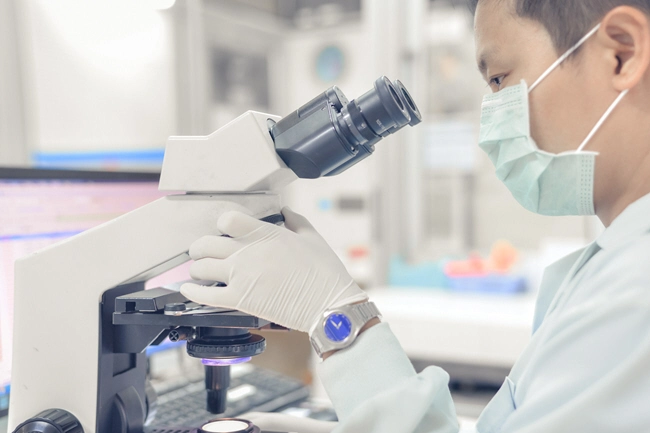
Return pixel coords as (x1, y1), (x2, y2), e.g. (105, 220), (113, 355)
(8, 77), (421, 433)
(444, 241), (526, 294)
(389, 241), (527, 294)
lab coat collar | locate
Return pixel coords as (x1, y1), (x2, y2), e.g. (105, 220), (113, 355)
(596, 193), (650, 250)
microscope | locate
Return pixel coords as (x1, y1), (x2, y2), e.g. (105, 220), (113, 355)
(8, 77), (421, 433)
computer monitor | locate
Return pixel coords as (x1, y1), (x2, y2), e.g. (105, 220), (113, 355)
(0, 167), (191, 418)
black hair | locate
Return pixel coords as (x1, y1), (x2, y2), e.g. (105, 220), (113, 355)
(469, 0), (650, 53)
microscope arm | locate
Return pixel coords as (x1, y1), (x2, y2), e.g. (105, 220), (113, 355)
(10, 193), (280, 433)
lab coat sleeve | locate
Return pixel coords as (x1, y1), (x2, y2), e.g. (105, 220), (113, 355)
(317, 323), (460, 433)
(501, 285), (650, 433)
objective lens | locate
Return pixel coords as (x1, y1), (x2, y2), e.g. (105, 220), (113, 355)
(205, 365), (231, 414)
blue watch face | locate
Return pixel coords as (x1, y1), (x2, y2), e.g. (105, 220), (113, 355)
(324, 313), (353, 342)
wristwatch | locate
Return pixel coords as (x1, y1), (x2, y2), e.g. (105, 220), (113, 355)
(310, 302), (382, 358)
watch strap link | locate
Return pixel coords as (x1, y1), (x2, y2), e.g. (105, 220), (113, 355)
(354, 301), (381, 325)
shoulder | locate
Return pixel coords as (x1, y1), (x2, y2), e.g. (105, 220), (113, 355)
(597, 232), (650, 281)
(577, 232), (650, 299)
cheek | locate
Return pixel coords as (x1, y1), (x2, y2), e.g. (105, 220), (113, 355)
(528, 71), (600, 153)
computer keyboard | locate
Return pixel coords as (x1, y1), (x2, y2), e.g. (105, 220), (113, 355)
(148, 364), (310, 431)
(0, 365), (320, 433)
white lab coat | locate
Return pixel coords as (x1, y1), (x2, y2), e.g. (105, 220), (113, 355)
(317, 193), (650, 433)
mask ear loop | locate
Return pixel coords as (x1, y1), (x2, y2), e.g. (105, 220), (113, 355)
(576, 88), (629, 152)
(529, 24), (602, 93)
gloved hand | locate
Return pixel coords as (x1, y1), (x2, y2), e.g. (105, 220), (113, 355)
(242, 412), (337, 433)
(180, 207), (368, 334)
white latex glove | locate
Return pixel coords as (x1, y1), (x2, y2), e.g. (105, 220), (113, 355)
(180, 207), (367, 334)
(243, 412), (337, 433)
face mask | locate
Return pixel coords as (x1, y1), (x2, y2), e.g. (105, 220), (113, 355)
(478, 24), (629, 216)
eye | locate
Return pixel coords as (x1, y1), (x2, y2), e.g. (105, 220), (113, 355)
(488, 75), (506, 91)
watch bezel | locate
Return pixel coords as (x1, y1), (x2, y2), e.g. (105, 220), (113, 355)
(323, 312), (354, 343)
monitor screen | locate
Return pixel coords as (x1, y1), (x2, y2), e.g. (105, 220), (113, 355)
(0, 168), (191, 416)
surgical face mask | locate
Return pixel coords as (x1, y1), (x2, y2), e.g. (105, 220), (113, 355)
(478, 24), (629, 216)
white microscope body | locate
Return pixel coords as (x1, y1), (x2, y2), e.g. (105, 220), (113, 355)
(9, 111), (294, 433)
(8, 77), (421, 433)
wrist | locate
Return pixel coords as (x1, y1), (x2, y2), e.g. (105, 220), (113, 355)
(321, 317), (381, 360)
(310, 301), (382, 360)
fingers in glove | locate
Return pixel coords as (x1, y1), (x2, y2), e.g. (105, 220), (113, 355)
(180, 282), (240, 309)
(218, 211), (267, 238)
(243, 412), (337, 433)
(190, 258), (232, 283)
(282, 206), (317, 235)
(189, 235), (241, 260)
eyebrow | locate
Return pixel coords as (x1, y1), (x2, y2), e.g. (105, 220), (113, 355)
(478, 45), (507, 84)
(478, 57), (488, 76)
(477, 51), (491, 77)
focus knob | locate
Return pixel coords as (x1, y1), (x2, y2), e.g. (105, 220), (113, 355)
(12, 409), (83, 433)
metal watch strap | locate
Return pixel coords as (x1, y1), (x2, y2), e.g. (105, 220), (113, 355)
(310, 301), (382, 358)
(354, 302), (381, 325)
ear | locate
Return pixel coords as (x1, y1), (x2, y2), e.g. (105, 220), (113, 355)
(599, 6), (650, 91)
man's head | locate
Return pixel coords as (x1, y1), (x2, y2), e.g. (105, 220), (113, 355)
(471, 0), (650, 54)
(472, 0), (650, 225)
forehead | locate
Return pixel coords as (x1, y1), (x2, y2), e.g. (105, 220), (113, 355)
(474, 0), (554, 73)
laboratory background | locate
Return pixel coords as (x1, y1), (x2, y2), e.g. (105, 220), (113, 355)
(0, 0), (605, 431)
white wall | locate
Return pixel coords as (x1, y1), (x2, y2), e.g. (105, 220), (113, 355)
(0, 0), (28, 165)
(16, 0), (178, 155)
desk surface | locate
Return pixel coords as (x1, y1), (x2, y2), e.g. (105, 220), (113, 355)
(369, 288), (536, 368)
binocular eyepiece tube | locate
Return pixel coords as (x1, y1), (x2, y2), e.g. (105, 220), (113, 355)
(270, 76), (422, 179)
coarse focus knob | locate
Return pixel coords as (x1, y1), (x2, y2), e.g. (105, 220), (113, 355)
(12, 409), (83, 433)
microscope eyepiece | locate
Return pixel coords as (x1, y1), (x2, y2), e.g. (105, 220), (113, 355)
(394, 79), (422, 126)
(351, 76), (411, 137)
(271, 76), (422, 179)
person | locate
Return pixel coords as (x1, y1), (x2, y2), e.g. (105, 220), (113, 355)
(180, 0), (650, 431)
